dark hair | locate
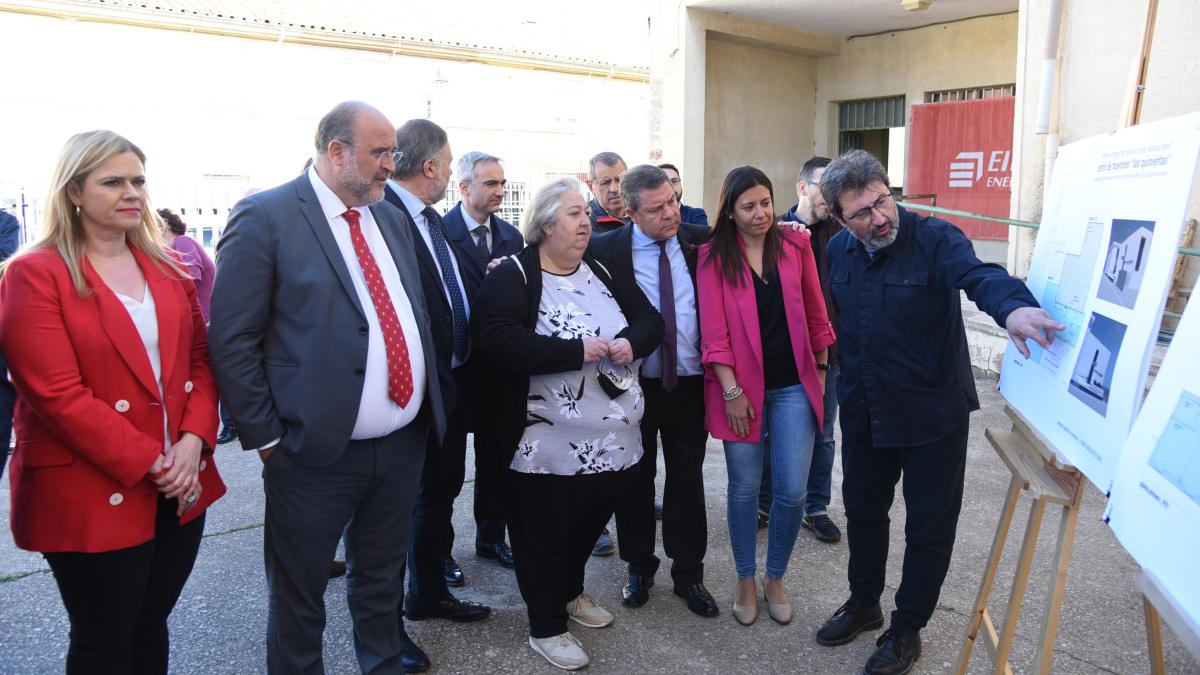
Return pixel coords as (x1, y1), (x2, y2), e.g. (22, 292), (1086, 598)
(157, 207), (187, 236)
(393, 119), (449, 181)
(820, 150), (890, 220)
(620, 164), (671, 213)
(708, 166), (784, 286)
(797, 156), (831, 183)
(657, 162), (679, 174)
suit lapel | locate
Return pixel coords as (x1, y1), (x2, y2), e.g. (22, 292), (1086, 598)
(384, 188), (448, 311)
(84, 254), (162, 399)
(296, 177), (366, 319)
(448, 204), (488, 273)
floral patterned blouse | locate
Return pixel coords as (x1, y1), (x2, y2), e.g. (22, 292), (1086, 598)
(511, 264), (645, 475)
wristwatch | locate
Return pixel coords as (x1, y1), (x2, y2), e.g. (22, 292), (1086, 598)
(816, 363), (830, 371)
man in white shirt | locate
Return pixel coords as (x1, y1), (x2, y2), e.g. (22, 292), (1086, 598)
(210, 101), (446, 674)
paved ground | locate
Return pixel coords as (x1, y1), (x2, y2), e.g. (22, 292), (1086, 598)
(0, 378), (1195, 674)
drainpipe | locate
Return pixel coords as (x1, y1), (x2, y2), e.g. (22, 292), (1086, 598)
(1035, 0), (1066, 195)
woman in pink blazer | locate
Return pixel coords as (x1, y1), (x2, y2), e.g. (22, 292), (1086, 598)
(0, 130), (225, 674)
(697, 166), (835, 627)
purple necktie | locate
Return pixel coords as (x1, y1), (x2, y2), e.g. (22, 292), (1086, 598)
(657, 239), (677, 392)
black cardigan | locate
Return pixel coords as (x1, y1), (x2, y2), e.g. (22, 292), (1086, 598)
(469, 245), (664, 468)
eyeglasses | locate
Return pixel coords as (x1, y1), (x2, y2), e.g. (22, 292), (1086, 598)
(843, 192), (893, 224)
(338, 140), (403, 165)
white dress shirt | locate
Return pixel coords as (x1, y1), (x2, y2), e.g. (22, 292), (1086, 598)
(309, 168), (427, 439)
(462, 208), (492, 254)
(630, 222), (703, 378)
(117, 286), (170, 450)
(388, 180), (471, 368)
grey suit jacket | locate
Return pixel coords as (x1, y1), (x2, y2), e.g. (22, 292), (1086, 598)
(209, 173), (447, 466)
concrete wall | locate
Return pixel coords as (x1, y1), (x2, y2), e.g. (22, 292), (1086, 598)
(1011, 0), (1200, 323)
(702, 37), (817, 216)
(814, 13), (1019, 158)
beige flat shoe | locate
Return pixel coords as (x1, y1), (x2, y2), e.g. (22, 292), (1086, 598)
(762, 575), (793, 625)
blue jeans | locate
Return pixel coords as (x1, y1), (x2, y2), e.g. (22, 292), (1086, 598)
(725, 384), (817, 580)
(759, 363), (839, 516)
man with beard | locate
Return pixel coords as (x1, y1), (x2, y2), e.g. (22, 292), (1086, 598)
(384, 119), (491, 673)
(586, 152), (631, 234)
(656, 163), (708, 227)
(210, 101), (446, 673)
(442, 151), (523, 571)
(757, 156), (844, 544)
(814, 150), (1063, 675)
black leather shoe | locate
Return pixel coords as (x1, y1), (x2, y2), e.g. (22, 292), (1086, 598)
(816, 600), (884, 646)
(329, 560), (347, 579)
(443, 557), (465, 587)
(757, 510), (769, 530)
(398, 631), (431, 673)
(216, 425), (238, 445)
(673, 582), (719, 618)
(621, 574), (654, 607)
(864, 628), (921, 675)
(475, 541), (515, 569)
(405, 595), (491, 622)
(592, 527), (615, 557)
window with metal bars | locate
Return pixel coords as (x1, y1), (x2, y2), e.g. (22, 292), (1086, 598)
(924, 84), (1015, 103)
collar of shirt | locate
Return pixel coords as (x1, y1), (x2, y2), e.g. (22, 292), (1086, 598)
(462, 208), (488, 232)
(631, 220), (677, 253)
(308, 166), (357, 223)
(387, 180), (430, 226)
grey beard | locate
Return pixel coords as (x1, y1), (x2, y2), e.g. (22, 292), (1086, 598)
(848, 221), (899, 250)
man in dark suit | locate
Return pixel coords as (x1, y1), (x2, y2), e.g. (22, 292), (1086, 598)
(442, 151), (523, 570)
(587, 164), (718, 618)
(383, 120), (491, 668)
(209, 101), (447, 674)
(0, 208), (18, 476)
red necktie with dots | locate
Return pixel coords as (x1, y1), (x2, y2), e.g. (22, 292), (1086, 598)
(343, 209), (413, 407)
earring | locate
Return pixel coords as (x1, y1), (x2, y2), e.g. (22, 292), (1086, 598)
(74, 205), (80, 217)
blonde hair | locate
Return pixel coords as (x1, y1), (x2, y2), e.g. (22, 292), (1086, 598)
(0, 130), (186, 294)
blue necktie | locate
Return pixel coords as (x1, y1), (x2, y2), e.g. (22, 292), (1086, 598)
(423, 206), (469, 361)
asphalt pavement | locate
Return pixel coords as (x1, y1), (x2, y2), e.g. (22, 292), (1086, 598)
(0, 378), (1195, 674)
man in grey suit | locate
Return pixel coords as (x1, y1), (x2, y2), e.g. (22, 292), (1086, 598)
(210, 101), (446, 674)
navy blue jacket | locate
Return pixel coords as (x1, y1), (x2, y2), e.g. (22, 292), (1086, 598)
(679, 204), (709, 228)
(442, 202), (523, 298)
(827, 206), (1037, 447)
(589, 198), (630, 233)
(0, 210), (15, 475)
(0, 210), (19, 261)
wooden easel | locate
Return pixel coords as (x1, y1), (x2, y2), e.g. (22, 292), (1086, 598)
(953, 405), (1084, 675)
(1140, 570), (1200, 674)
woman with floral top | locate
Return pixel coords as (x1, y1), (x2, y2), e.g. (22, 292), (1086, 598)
(470, 177), (662, 670)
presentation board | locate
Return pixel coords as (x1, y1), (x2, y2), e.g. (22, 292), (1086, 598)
(1105, 297), (1200, 630)
(998, 111), (1200, 490)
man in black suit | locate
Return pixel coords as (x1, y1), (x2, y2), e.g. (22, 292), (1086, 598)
(383, 120), (491, 671)
(587, 164), (718, 618)
(209, 101), (447, 674)
(442, 151), (523, 570)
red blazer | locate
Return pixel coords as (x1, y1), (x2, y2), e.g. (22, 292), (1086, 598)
(0, 245), (225, 553)
(697, 229), (836, 442)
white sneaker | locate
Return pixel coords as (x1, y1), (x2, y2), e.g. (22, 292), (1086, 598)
(529, 632), (590, 670)
(567, 592), (614, 628)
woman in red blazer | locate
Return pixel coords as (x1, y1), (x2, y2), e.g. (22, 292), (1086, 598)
(0, 130), (225, 674)
(697, 166), (835, 627)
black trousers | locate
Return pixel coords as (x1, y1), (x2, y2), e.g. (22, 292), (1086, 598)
(508, 466), (637, 638)
(470, 386), (509, 546)
(614, 375), (708, 585)
(44, 494), (205, 675)
(263, 424), (426, 674)
(407, 366), (469, 605)
(841, 415), (969, 632)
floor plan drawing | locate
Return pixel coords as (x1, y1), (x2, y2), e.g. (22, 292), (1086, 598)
(1148, 390), (1200, 506)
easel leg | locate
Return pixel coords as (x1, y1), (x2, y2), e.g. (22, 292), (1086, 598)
(1144, 596), (1166, 675)
(955, 475), (1024, 675)
(1032, 477), (1083, 674)
(994, 496), (1048, 675)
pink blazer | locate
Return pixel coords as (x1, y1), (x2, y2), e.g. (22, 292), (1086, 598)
(697, 229), (835, 442)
